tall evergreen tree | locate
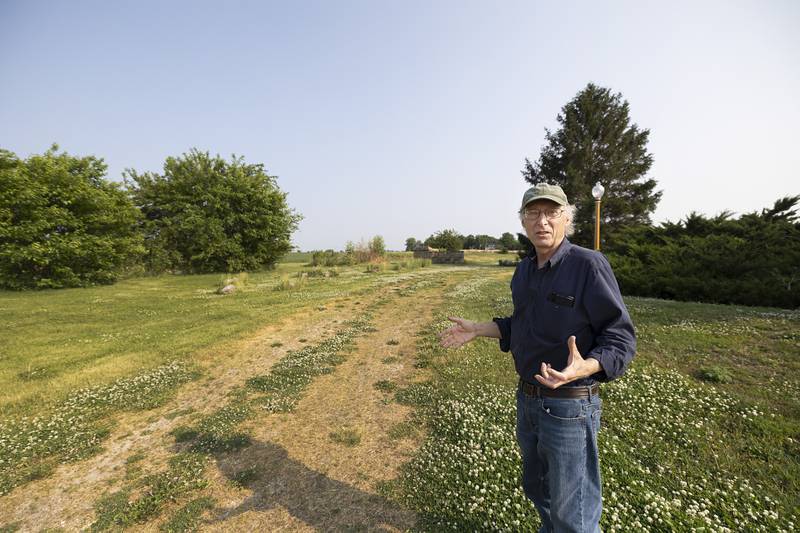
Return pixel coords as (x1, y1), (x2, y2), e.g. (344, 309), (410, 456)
(522, 83), (661, 246)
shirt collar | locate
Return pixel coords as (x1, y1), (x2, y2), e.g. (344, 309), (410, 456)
(530, 238), (572, 269)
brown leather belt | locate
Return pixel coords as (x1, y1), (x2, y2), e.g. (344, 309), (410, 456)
(520, 380), (599, 399)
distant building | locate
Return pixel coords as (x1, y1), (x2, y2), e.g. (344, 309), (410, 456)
(432, 250), (465, 264)
(413, 242), (464, 264)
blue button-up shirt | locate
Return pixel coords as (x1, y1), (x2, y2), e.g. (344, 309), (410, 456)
(493, 239), (636, 386)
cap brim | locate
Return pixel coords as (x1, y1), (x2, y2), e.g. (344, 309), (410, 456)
(522, 194), (567, 208)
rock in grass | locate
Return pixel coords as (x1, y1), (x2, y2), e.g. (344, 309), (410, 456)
(218, 284), (236, 295)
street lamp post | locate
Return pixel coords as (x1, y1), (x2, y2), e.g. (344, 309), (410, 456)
(592, 182), (605, 251)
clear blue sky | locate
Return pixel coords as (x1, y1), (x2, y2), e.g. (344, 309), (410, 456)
(2, 0), (798, 251)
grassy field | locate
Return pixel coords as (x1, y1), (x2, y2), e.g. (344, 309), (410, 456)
(2, 252), (492, 417)
(392, 275), (800, 531)
(1, 253), (797, 531)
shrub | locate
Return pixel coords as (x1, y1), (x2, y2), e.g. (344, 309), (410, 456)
(369, 235), (386, 256)
(346, 236), (386, 263)
(365, 262), (385, 273)
(310, 249), (352, 267)
(273, 274), (306, 291)
(329, 427), (361, 446)
(126, 149), (301, 274)
(697, 366), (733, 384)
(0, 145), (144, 289)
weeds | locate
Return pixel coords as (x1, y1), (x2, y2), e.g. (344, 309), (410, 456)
(374, 380), (398, 393)
(0, 361), (197, 495)
(159, 496), (215, 532)
(697, 366), (733, 383)
(330, 427), (361, 447)
(90, 453), (208, 531)
(230, 466), (262, 488)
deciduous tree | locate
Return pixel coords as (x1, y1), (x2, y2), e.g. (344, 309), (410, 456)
(0, 145), (143, 289)
(127, 149), (301, 273)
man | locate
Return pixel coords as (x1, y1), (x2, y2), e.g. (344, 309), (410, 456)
(440, 183), (636, 533)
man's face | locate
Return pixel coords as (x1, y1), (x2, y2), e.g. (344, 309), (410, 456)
(521, 200), (569, 254)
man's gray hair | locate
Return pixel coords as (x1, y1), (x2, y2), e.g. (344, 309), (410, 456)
(519, 203), (577, 237)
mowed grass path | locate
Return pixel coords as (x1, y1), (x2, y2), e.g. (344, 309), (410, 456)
(0, 258), (479, 531)
(0, 257), (456, 417)
(0, 253), (499, 500)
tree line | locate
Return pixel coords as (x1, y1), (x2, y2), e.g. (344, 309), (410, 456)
(405, 230), (519, 252)
(0, 146), (301, 289)
(3, 83), (796, 307)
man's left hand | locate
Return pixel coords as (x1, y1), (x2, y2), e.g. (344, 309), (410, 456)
(534, 336), (601, 389)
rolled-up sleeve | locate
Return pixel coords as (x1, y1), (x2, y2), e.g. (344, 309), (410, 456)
(492, 316), (512, 352)
(583, 256), (636, 382)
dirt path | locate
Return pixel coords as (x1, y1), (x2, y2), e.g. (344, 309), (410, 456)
(0, 269), (467, 532)
(192, 279), (450, 532)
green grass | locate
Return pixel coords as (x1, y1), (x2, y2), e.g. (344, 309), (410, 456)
(0, 360), (196, 495)
(0, 266), (460, 501)
(90, 452), (208, 532)
(229, 466), (262, 488)
(87, 275), (450, 528)
(0, 264), (439, 419)
(159, 496), (215, 532)
(278, 251), (314, 263)
(330, 427), (362, 447)
(395, 272), (800, 531)
(6, 261), (794, 531)
(374, 379), (398, 393)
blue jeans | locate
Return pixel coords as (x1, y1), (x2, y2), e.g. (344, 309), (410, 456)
(516, 386), (603, 533)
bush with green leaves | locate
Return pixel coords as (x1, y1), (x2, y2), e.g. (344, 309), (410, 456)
(0, 145), (144, 289)
(126, 149), (301, 273)
(344, 236), (386, 263)
(310, 249), (354, 267)
(606, 197), (800, 308)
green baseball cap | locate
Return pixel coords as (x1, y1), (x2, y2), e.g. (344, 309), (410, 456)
(519, 183), (568, 211)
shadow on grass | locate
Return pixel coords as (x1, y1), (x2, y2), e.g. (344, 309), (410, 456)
(210, 439), (415, 531)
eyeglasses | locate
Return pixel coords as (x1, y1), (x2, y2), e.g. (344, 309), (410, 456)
(523, 208), (563, 221)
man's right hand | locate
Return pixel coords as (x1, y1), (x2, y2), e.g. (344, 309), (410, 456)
(439, 316), (479, 348)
